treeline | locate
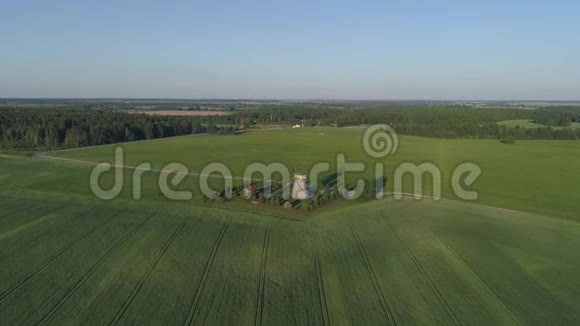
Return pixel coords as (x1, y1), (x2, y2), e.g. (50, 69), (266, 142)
(205, 106), (538, 139)
(204, 106), (532, 126)
(3, 106), (580, 151)
(0, 108), (213, 149)
(205, 106), (579, 140)
(533, 107), (580, 127)
(501, 126), (580, 140)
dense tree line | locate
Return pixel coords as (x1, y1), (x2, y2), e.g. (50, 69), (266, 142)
(533, 107), (580, 127)
(208, 106), (580, 139)
(2, 106), (580, 151)
(223, 106), (580, 140)
(0, 108), (207, 149)
(205, 106), (529, 128)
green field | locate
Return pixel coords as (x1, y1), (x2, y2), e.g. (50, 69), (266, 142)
(498, 119), (580, 130)
(55, 128), (580, 220)
(1, 128), (580, 325)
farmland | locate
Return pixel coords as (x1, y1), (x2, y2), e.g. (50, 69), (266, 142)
(0, 154), (580, 324)
(497, 119), (580, 130)
(54, 128), (580, 220)
(136, 110), (229, 116)
(2, 0), (579, 323)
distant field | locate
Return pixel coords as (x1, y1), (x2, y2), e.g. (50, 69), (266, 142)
(498, 119), (580, 129)
(136, 110), (229, 116)
(0, 155), (579, 325)
(55, 128), (580, 220)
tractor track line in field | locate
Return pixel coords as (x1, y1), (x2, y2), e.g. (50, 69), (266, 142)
(434, 227), (577, 323)
(184, 221), (231, 326)
(348, 221), (398, 326)
(313, 240), (331, 326)
(35, 209), (160, 326)
(0, 206), (94, 262)
(430, 226), (522, 326)
(0, 208), (128, 303)
(255, 228), (271, 326)
(384, 215), (463, 326)
(526, 277), (579, 322)
(447, 224), (577, 322)
(109, 215), (191, 326)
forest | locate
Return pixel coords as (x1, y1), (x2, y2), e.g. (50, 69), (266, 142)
(533, 107), (580, 126)
(1, 105), (580, 151)
(209, 106), (580, 140)
(0, 108), (206, 149)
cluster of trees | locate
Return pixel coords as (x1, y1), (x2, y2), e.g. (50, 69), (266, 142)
(0, 108), (214, 150)
(203, 176), (381, 212)
(203, 180), (346, 211)
(298, 179), (380, 211)
(206, 124), (237, 135)
(533, 107), (580, 127)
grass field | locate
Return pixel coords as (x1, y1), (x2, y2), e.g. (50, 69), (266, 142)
(498, 119), (580, 130)
(136, 110), (229, 116)
(0, 155), (580, 325)
(1, 128), (580, 325)
(54, 128), (580, 220)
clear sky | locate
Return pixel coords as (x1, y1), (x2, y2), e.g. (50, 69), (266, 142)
(1, 0), (579, 100)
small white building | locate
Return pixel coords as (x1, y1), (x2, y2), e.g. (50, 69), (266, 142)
(292, 124), (302, 128)
(291, 174), (309, 200)
(242, 186), (256, 200)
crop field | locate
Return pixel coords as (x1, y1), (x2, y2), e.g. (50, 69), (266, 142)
(1, 139), (580, 325)
(53, 128), (580, 220)
(497, 119), (580, 130)
(1, 128), (580, 325)
(136, 110), (229, 116)
(2, 1), (579, 324)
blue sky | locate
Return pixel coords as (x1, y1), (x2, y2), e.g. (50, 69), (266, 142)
(1, 0), (578, 100)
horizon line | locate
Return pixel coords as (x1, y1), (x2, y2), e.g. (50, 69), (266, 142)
(2, 97), (580, 103)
